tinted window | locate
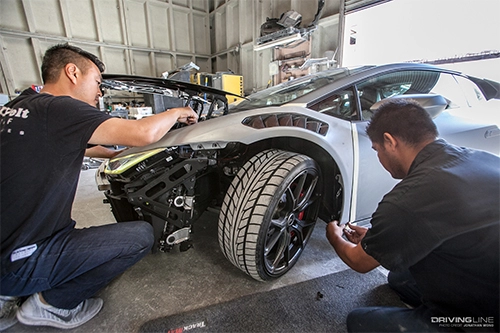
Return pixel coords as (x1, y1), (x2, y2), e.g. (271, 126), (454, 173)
(229, 67), (368, 112)
(308, 89), (357, 120)
(355, 70), (486, 120)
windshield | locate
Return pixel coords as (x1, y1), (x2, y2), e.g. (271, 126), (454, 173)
(230, 67), (367, 112)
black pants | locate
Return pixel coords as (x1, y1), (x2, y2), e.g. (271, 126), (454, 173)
(346, 270), (451, 333)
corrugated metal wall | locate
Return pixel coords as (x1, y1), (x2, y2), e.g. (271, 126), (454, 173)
(0, 0), (342, 97)
(211, 0), (341, 94)
(0, 0), (211, 97)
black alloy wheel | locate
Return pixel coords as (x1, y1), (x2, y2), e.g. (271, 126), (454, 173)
(218, 149), (321, 281)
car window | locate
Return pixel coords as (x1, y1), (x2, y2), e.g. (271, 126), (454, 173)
(435, 74), (492, 123)
(308, 89), (357, 120)
(415, 73), (485, 108)
(425, 73), (467, 108)
(453, 75), (485, 106)
(356, 70), (441, 120)
(229, 67), (369, 112)
(355, 70), (486, 121)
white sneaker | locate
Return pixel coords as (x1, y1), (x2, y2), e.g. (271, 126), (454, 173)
(16, 293), (103, 329)
(0, 296), (20, 331)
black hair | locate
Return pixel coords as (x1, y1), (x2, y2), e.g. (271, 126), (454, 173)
(366, 99), (438, 146)
(41, 43), (105, 84)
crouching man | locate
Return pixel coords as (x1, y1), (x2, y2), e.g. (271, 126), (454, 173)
(1, 43), (198, 330)
(326, 100), (499, 332)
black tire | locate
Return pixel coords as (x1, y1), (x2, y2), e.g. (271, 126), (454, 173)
(218, 149), (322, 281)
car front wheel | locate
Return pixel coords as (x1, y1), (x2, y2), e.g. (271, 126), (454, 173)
(218, 149), (321, 281)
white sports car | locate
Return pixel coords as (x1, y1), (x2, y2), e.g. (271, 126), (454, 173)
(96, 63), (499, 281)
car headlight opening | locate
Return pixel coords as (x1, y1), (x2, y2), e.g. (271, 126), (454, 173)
(104, 148), (169, 175)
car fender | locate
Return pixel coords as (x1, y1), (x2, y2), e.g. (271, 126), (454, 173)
(119, 106), (356, 223)
(122, 106), (354, 168)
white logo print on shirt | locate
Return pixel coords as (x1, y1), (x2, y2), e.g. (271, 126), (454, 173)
(0, 106), (30, 135)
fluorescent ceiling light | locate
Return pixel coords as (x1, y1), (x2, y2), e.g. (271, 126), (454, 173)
(254, 33), (304, 51)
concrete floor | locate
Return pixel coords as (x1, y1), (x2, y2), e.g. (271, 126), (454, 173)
(6, 169), (385, 333)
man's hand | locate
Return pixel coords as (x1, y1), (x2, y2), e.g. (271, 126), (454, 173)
(343, 223), (368, 244)
(326, 221), (345, 245)
(326, 221), (368, 245)
(173, 106), (198, 125)
(325, 221), (379, 273)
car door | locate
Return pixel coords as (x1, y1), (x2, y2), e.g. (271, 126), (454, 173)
(352, 69), (444, 223)
(351, 69), (499, 224)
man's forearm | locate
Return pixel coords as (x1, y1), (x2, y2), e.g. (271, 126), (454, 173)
(85, 145), (123, 158)
(329, 233), (359, 269)
(134, 109), (180, 144)
(89, 107), (193, 147)
(328, 232), (380, 273)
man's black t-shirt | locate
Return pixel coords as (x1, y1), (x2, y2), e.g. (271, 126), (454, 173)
(1, 88), (111, 274)
(361, 139), (499, 320)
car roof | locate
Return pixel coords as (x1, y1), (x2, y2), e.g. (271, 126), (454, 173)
(290, 62), (462, 105)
